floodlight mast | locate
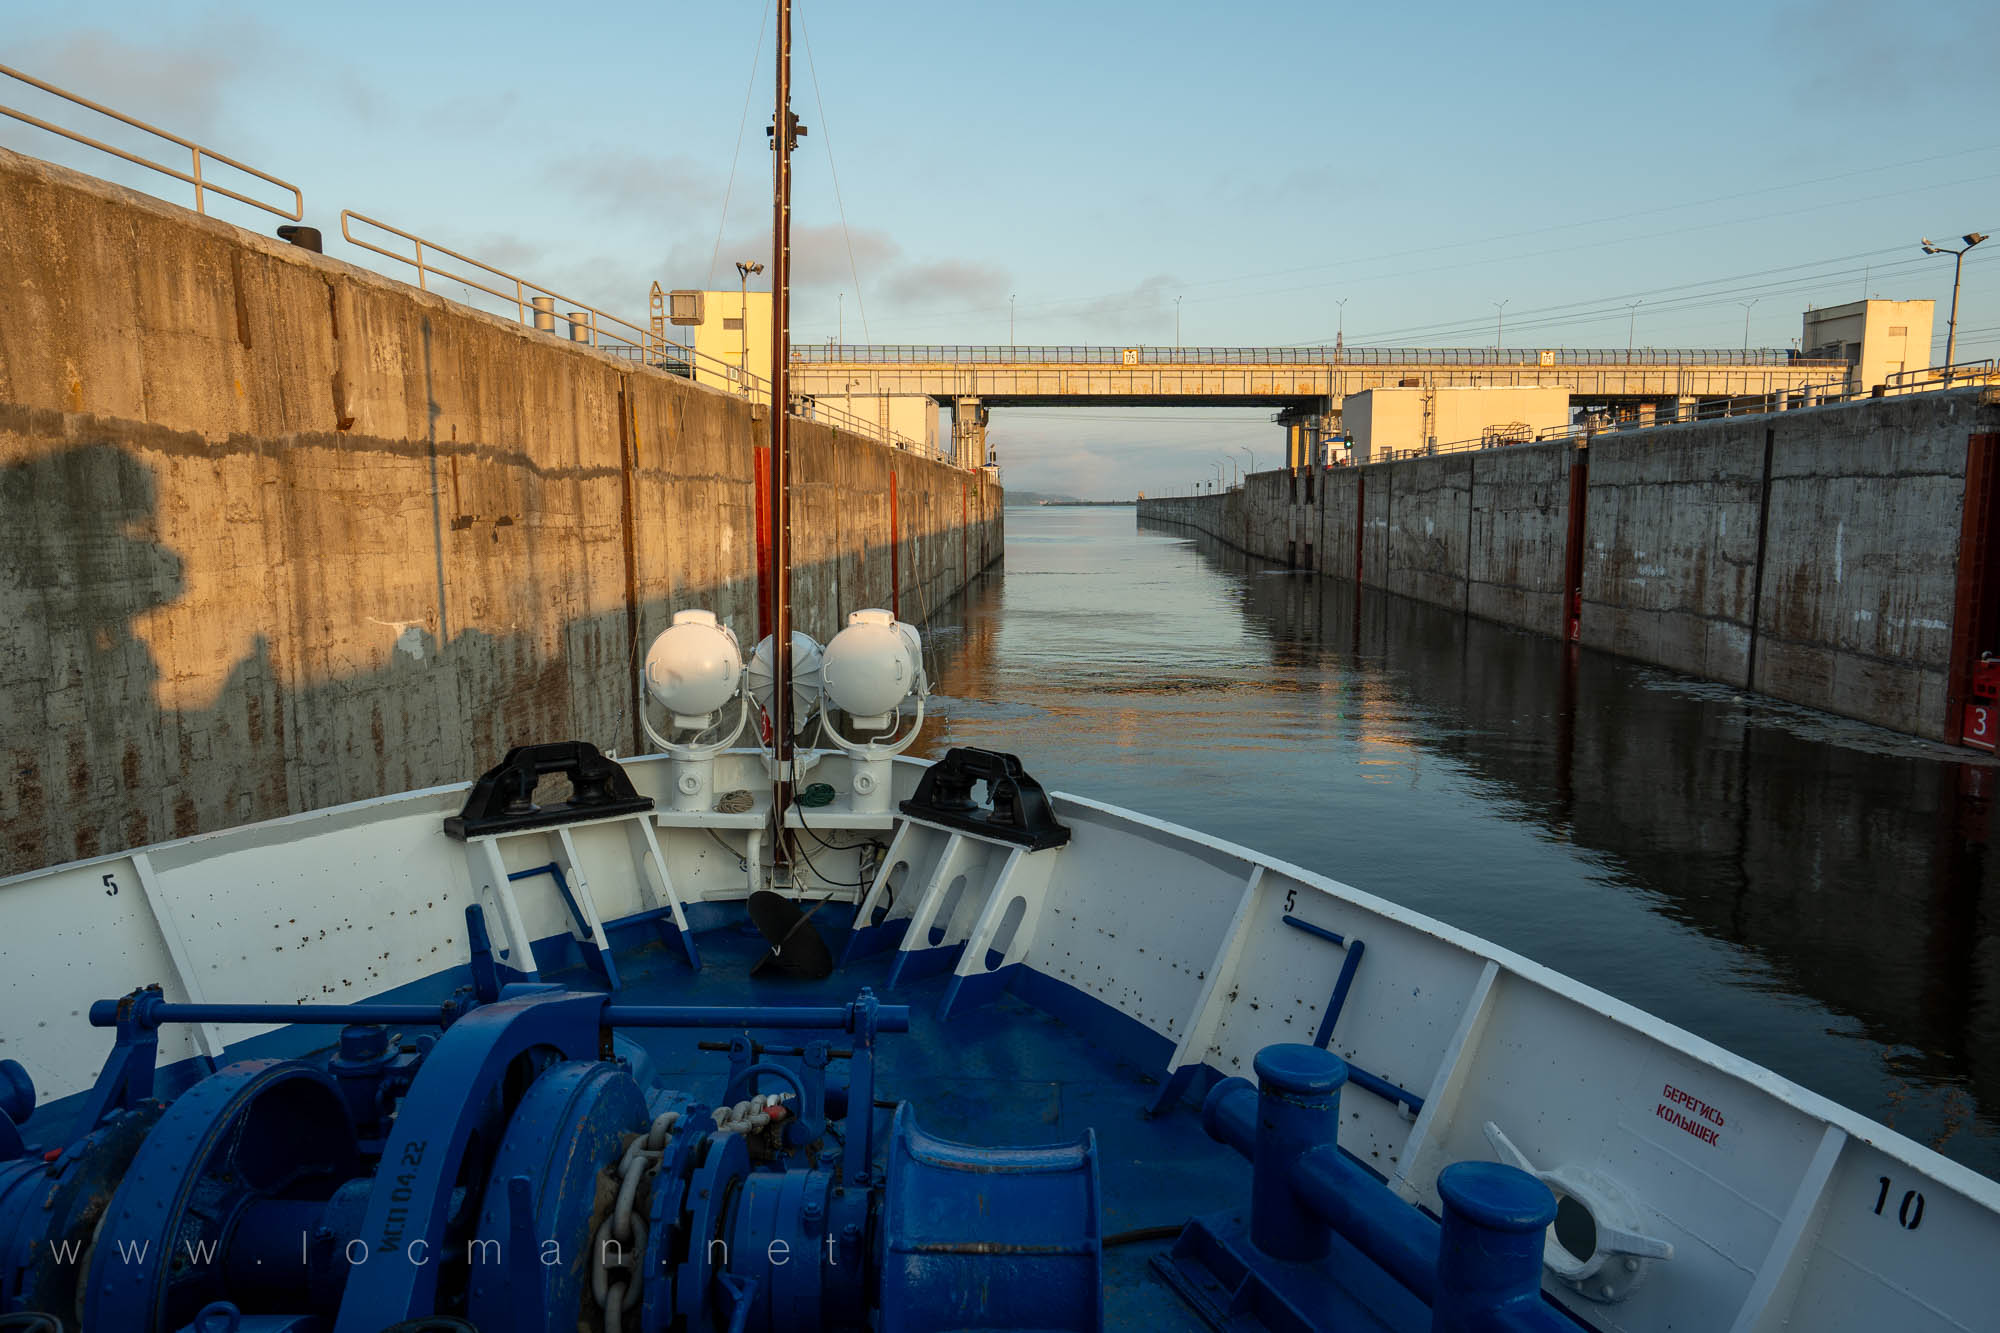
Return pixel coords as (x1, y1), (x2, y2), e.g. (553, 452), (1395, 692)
(1921, 232), (1988, 380)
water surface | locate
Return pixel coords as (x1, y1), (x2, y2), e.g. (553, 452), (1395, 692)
(912, 504), (2000, 1180)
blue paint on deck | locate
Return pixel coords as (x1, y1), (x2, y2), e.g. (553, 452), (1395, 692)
(885, 939), (964, 988)
(24, 909), (1244, 1330)
(938, 960), (1018, 1018)
(840, 916), (910, 963)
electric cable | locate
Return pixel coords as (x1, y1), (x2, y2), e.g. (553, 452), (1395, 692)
(706, 0), (773, 289)
(799, 18), (870, 341)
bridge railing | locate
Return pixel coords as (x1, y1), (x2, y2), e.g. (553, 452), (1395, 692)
(791, 344), (1844, 369)
(0, 62), (303, 222)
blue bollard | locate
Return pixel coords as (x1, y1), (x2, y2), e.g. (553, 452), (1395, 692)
(1431, 1161), (1559, 1333)
(1249, 1044), (1348, 1264)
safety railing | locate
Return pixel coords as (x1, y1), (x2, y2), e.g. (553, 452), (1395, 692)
(1884, 359), (1999, 390)
(1390, 364), (1981, 462)
(339, 211), (956, 462)
(790, 395), (941, 459)
(0, 63), (302, 222)
(339, 209), (697, 370)
(791, 344), (1844, 369)
(0, 62), (971, 467)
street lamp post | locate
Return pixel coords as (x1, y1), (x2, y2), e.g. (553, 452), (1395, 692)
(1738, 298), (1757, 354)
(1010, 293), (1016, 348)
(1626, 300), (1642, 361)
(1175, 295), (1183, 352)
(1335, 297), (1348, 357)
(735, 259), (764, 394)
(1239, 445), (1257, 477)
(1492, 299), (1508, 351)
(1922, 233), (1988, 378)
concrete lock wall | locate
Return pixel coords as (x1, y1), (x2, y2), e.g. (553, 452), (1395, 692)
(1140, 390), (1999, 743)
(0, 147), (1000, 876)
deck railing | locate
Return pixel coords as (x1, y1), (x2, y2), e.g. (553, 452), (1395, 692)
(0, 63), (303, 222)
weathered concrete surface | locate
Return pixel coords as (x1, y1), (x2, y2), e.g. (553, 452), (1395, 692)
(1317, 469), (1360, 580)
(1141, 390), (1998, 742)
(1580, 424), (1766, 685)
(1752, 394), (1981, 737)
(1376, 452), (1472, 612)
(1467, 441), (1572, 638)
(0, 146), (999, 876)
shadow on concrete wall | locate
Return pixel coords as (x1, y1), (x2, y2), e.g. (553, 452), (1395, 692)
(4, 443), (267, 865)
(0, 442), (998, 878)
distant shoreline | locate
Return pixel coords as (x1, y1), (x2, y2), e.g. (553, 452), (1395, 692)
(1004, 499), (1135, 508)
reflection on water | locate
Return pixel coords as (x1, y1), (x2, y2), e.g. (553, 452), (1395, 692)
(911, 505), (2000, 1179)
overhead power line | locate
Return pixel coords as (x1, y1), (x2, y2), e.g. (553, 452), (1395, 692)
(799, 19), (869, 341)
(705, 0), (772, 290)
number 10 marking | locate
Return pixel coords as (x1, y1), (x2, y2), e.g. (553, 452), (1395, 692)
(1874, 1176), (1924, 1230)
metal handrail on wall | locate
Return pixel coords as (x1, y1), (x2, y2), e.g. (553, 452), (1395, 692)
(338, 211), (952, 463)
(1396, 365), (1982, 462)
(0, 61), (967, 468)
(339, 209), (687, 368)
(0, 62), (302, 221)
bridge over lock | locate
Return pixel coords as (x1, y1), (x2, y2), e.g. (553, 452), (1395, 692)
(787, 344), (1852, 468)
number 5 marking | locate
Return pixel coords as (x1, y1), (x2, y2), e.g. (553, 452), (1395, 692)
(102, 873), (118, 897)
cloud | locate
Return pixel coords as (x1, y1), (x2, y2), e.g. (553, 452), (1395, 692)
(6, 20), (281, 142)
(547, 150), (724, 220)
(885, 258), (1010, 307)
(1772, 0), (1985, 109)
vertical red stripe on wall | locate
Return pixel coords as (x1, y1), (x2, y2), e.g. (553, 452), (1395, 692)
(754, 445), (771, 640)
(1945, 433), (1998, 746)
(889, 468), (901, 619)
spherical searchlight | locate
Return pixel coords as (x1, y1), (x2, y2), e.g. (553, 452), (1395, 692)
(747, 630), (825, 739)
(639, 609), (749, 757)
(644, 610), (743, 723)
(823, 609), (924, 722)
(819, 609), (927, 755)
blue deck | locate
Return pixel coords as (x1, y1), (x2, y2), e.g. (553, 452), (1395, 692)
(587, 913), (1239, 1330)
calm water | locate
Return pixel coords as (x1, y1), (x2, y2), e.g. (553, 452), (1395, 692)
(910, 503), (2000, 1181)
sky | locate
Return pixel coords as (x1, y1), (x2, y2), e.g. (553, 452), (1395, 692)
(6, 0), (2000, 497)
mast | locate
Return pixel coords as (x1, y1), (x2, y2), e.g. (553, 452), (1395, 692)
(768, 0), (796, 835)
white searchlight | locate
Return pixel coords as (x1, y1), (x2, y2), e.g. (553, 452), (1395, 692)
(747, 630), (826, 750)
(640, 609), (749, 811)
(819, 609), (927, 812)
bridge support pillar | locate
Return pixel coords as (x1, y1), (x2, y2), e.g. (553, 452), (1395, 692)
(951, 397), (989, 467)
